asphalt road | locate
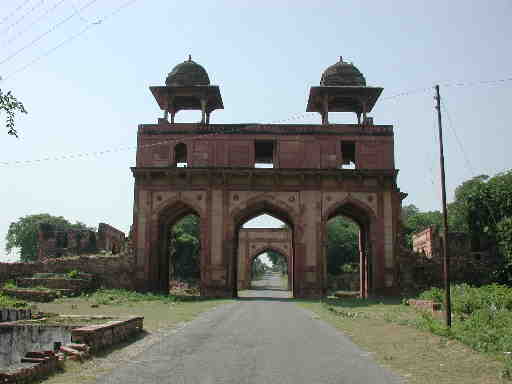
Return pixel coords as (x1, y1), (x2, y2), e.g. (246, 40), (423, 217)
(96, 273), (403, 384)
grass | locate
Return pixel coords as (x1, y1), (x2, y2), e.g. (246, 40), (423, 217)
(298, 296), (511, 383)
(30, 289), (231, 383)
(0, 293), (29, 308)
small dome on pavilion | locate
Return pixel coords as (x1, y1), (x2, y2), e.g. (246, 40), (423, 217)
(320, 57), (366, 86)
(166, 55), (211, 86)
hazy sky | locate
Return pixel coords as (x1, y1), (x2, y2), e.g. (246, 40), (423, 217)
(1, 1), (510, 262)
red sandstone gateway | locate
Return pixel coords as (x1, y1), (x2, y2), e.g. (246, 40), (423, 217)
(131, 56), (406, 298)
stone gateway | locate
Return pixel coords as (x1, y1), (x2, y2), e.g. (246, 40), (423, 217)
(131, 56), (406, 298)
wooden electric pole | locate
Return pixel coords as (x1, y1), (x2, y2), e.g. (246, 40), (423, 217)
(434, 84), (452, 328)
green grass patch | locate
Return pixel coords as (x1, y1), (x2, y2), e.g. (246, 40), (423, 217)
(418, 284), (512, 357)
(0, 293), (28, 308)
(299, 297), (510, 383)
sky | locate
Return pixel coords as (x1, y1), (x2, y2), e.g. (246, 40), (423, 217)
(1, 0), (511, 262)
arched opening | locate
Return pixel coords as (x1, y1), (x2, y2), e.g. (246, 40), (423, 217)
(174, 143), (188, 167)
(324, 200), (374, 298)
(157, 202), (201, 295)
(232, 201), (295, 298)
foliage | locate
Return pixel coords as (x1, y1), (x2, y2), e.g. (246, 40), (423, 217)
(0, 293), (28, 308)
(67, 270), (80, 279)
(81, 288), (208, 305)
(0, 88), (27, 137)
(326, 217), (359, 275)
(251, 256), (268, 279)
(2, 280), (17, 289)
(267, 250), (287, 274)
(418, 284), (512, 354)
(169, 215), (200, 281)
(5, 214), (92, 262)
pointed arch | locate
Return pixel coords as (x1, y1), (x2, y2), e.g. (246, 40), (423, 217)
(323, 195), (378, 298)
(154, 200), (202, 294)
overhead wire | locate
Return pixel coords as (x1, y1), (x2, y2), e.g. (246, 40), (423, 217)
(1, 0), (139, 80)
(1, 75), (511, 168)
(0, 0), (99, 67)
(0, 0), (45, 37)
(2, 0), (67, 47)
(0, 0), (32, 26)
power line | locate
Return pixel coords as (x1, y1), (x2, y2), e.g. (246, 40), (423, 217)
(1, 0), (138, 81)
(0, 0), (99, 67)
(0, 0), (45, 37)
(1, 75), (512, 167)
(0, 0), (32, 26)
(2, 0), (67, 47)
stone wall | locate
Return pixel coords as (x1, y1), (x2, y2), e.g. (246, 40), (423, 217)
(0, 251), (136, 290)
(37, 222), (126, 260)
(399, 246), (499, 296)
(412, 226), (473, 259)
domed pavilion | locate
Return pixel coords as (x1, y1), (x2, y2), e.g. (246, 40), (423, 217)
(306, 57), (383, 125)
(150, 55), (223, 124)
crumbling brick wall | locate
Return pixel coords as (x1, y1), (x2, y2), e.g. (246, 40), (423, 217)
(97, 223), (126, 254)
(38, 223), (125, 260)
(399, 245), (498, 296)
(0, 251), (136, 290)
(412, 226), (472, 259)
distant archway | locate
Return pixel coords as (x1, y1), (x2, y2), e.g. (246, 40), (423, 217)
(230, 199), (297, 297)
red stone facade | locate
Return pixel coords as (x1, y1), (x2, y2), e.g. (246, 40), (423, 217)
(237, 228), (292, 289)
(131, 58), (406, 298)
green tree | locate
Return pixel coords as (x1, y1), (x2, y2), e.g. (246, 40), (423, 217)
(326, 217), (359, 275)
(1, 89), (27, 137)
(169, 215), (200, 281)
(267, 250), (287, 274)
(5, 214), (91, 262)
(251, 256), (268, 280)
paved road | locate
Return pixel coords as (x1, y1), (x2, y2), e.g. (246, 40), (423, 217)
(96, 273), (403, 384)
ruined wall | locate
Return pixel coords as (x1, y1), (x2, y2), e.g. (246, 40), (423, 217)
(0, 252), (136, 290)
(399, 245), (499, 296)
(38, 223), (126, 260)
(412, 226), (473, 259)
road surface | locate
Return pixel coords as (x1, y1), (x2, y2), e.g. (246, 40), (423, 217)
(96, 272), (403, 384)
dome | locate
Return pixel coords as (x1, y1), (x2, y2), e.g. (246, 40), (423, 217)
(320, 57), (366, 86)
(166, 55), (210, 86)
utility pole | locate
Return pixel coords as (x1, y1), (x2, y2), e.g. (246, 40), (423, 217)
(434, 84), (452, 328)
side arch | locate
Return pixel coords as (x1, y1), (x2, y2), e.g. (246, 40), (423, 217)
(322, 196), (378, 298)
(152, 199), (204, 293)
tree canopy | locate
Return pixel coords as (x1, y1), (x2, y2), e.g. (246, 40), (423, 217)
(5, 214), (92, 262)
(1, 89), (26, 137)
(326, 217), (359, 275)
(168, 215), (200, 281)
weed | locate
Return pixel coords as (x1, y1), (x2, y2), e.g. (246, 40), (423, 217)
(67, 270), (80, 279)
(0, 293), (28, 308)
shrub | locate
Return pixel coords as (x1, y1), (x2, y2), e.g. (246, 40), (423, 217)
(417, 284), (512, 355)
(67, 270), (80, 279)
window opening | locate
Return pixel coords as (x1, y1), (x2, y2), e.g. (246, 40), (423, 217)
(174, 143), (188, 167)
(340, 141), (356, 169)
(254, 141), (274, 168)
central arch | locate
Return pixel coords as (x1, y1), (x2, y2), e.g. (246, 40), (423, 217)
(230, 199), (298, 297)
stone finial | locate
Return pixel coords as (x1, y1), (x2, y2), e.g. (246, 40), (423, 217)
(188, 54), (192, 61)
